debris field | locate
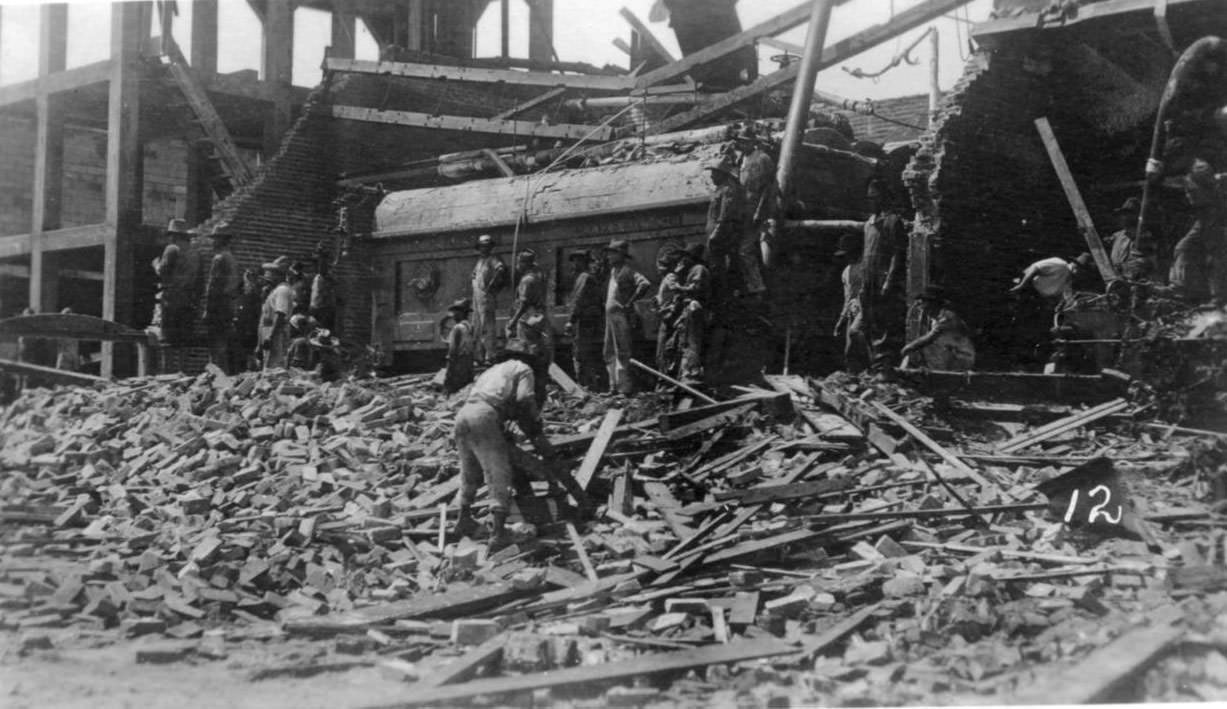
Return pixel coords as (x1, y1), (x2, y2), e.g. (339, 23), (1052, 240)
(3, 367), (1227, 707)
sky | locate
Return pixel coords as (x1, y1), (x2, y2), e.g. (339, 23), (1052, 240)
(0, 0), (994, 102)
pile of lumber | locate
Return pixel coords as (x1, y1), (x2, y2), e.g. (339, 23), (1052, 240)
(2, 367), (1226, 706)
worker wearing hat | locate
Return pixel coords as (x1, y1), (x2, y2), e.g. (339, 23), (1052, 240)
(1172, 158), (1226, 303)
(703, 157), (744, 282)
(563, 249), (606, 390)
(603, 239), (651, 395)
(453, 337), (557, 551)
(734, 125), (774, 297)
(203, 229), (242, 374)
(654, 246), (686, 379)
(833, 231), (869, 374)
(900, 285), (975, 371)
(1106, 197), (1154, 282)
(258, 255), (294, 370)
(674, 243), (712, 382)
(152, 218), (202, 373)
(441, 298), (476, 394)
(471, 234), (510, 365)
(506, 248), (553, 407)
(286, 313), (320, 370)
(859, 178), (909, 378)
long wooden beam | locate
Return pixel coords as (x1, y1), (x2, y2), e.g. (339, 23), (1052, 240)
(0, 358), (108, 386)
(323, 57), (634, 91)
(329, 105), (613, 141)
(647, 0), (973, 134)
(0, 224), (112, 259)
(0, 60), (112, 108)
(619, 7), (677, 64)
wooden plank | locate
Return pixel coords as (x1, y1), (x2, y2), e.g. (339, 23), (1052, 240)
(648, 0), (972, 133)
(659, 392), (791, 433)
(870, 401), (1011, 500)
(664, 403), (755, 442)
(566, 522), (599, 582)
(1034, 117), (1118, 282)
(1012, 606), (1183, 704)
(643, 481), (696, 540)
(716, 477), (851, 506)
(548, 361), (581, 394)
(0, 358), (108, 385)
(727, 591), (759, 626)
(0, 59), (112, 108)
(808, 503), (1049, 525)
(360, 639), (796, 707)
(492, 87), (567, 121)
(998, 398), (1129, 453)
(324, 57), (633, 91)
(284, 583), (529, 635)
(330, 104), (612, 142)
(162, 41), (254, 186)
(549, 416), (657, 455)
(798, 603), (882, 658)
(574, 409), (623, 489)
(418, 635), (506, 689)
(0, 313), (149, 343)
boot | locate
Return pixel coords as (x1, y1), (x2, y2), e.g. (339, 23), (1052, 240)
(453, 505), (480, 539)
(488, 509), (513, 552)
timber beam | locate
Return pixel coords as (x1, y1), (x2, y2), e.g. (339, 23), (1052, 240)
(0, 60), (112, 109)
(323, 57), (634, 91)
(647, 0), (974, 134)
(0, 224), (112, 260)
(330, 105), (613, 141)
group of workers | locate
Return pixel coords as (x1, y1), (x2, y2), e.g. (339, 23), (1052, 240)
(150, 219), (341, 376)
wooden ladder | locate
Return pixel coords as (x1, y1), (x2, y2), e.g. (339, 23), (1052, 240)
(159, 41), (255, 197)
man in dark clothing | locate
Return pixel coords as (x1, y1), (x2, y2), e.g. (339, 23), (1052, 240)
(735, 126), (773, 297)
(654, 246), (685, 378)
(232, 269), (263, 371)
(674, 244), (712, 382)
(442, 298), (475, 394)
(310, 246), (339, 332)
(563, 250), (606, 391)
(704, 158), (744, 285)
(203, 230), (241, 373)
(153, 218), (201, 373)
(507, 248), (553, 407)
(859, 180), (908, 377)
(1105, 197), (1155, 282)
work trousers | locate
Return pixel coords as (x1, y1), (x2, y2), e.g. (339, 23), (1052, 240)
(455, 401), (515, 511)
(862, 291), (904, 373)
(737, 226), (766, 295)
(677, 305), (705, 380)
(443, 357), (474, 394)
(472, 294), (497, 364)
(655, 321), (679, 378)
(604, 308), (634, 395)
(263, 330), (289, 370)
(571, 323), (605, 391)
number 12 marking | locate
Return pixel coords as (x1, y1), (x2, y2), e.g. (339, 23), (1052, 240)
(1061, 485), (1122, 525)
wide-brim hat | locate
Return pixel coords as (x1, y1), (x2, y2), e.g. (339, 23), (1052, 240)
(833, 232), (862, 257)
(309, 329), (338, 348)
(166, 218), (195, 237)
(605, 239), (631, 255)
(262, 255), (291, 273)
(476, 234), (495, 249)
(1113, 197), (1142, 214)
(447, 297), (472, 313)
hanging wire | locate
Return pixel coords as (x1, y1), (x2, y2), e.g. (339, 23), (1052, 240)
(843, 26), (934, 80)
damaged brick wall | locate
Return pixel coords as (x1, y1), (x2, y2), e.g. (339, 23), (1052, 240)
(185, 79), (371, 371)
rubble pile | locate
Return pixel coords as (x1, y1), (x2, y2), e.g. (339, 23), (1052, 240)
(3, 369), (1227, 706)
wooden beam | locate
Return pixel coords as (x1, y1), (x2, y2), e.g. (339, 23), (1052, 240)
(0, 60), (112, 109)
(191, 0), (219, 74)
(329, 104), (613, 142)
(574, 409), (623, 489)
(527, 0), (555, 64)
(102, 1), (144, 379)
(417, 635), (506, 689)
(323, 57), (634, 91)
(491, 86), (567, 120)
(0, 358), (109, 385)
(261, 0), (294, 158)
(361, 639), (796, 707)
(1034, 117), (1119, 282)
(30, 2), (68, 314)
(647, 0), (973, 134)
(330, 6), (357, 59)
(619, 7), (677, 64)
(1012, 606), (1183, 704)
